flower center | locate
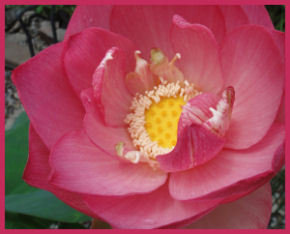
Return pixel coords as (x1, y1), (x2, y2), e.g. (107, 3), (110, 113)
(145, 97), (185, 148)
(124, 78), (200, 161)
(116, 49), (202, 167)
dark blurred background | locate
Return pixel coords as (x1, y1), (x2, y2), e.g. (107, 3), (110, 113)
(5, 5), (285, 229)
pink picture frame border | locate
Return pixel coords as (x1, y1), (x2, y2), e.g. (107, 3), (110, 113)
(1, 0), (288, 233)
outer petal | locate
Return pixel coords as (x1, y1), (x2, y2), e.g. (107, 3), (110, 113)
(271, 30), (285, 60)
(63, 27), (136, 95)
(187, 183), (272, 229)
(171, 15), (224, 93)
(222, 25), (284, 149)
(12, 43), (84, 149)
(275, 92), (285, 123)
(64, 6), (112, 39)
(84, 183), (219, 229)
(220, 6), (284, 60)
(110, 6), (225, 58)
(49, 130), (167, 196)
(219, 6), (274, 32)
(219, 6), (249, 32)
(92, 47), (133, 127)
(81, 88), (134, 156)
(23, 126), (96, 218)
(169, 123), (284, 201)
(241, 5), (274, 29)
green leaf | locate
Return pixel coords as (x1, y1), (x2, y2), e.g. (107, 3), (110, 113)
(5, 111), (90, 224)
(5, 112), (35, 195)
(5, 212), (52, 229)
(6, 190), (90, 223)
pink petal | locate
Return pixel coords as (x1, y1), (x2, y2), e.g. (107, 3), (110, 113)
(219, 6), (284, 60)
(23, 126), (96, 218)
(23, 126), (52, 187)
(219, 6), (249, 32)
(81, 88), (134, 156)
(49, 130), (167, 196)
(241, 5), (274, 29)
(158, 123), (225, 172)
(92, 47), (133, 127)
(63, 27), (136, 95)
(275, 92), (285, 123)
(171, 15), (224, 94)
(157, 93), (224, 172)
(110, 6), (225, 59)
(271, 29), (285, 61)
(219, 6), (274, 32)
(12, 43), (84, 149)
(187, 183), (272, 229)
(64, 6), (112, 39)
(169, 123), (284, 201)
(84, 183), (220, 229)
(221, 25), (284, 149)
(124, 51), (157, 96)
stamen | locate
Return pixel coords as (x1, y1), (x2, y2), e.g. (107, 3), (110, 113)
(124, 78), (201, 162)
(119, 49), (203, 168)
(169, 53), (181, 65)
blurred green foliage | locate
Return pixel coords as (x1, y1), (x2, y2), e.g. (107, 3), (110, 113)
(266, 5), (285, 31)
(5, 112), (91, 229)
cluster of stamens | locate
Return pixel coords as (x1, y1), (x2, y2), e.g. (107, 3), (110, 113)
(125, 77), (201, 160)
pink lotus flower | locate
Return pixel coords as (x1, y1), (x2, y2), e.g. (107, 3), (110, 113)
(12, 6), (284, 229)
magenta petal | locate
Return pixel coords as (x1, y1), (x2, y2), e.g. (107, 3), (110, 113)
(187, 183), (272, 229)
(23, 126), (51, 186)
(241, 5), (274, 29)
(23, 126), (96, 218)
(275, 92), (285, 123)
(81, 88), (134, 156)
(222, 25), (284, 149)
(49, 130), (167, 196)
(271, 29), (285, 60)
(64, 6), (112, 39)
(158, 123), (225, 172)
(92, 47), (133, 127)
(110, 6), (226, 59)
(63, 27), (135, 95)
(219, 6), (249, 32)
(219, 6), (273, 32)
(84, 183), (219, 229)
(169, 123), (284, 201)
(157, 92), (232, 172)
(171, 15), (224, 93)
(12, 43), (84, 149)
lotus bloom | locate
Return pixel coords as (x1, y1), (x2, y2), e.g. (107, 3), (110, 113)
(12, 6), (284, 229)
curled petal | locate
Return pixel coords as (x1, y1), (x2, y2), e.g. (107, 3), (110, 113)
(157, 88), (234, 172)
(63, 27), (136, 96)
(169, 123), (284, 201)
(92, 47), (133, 127)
